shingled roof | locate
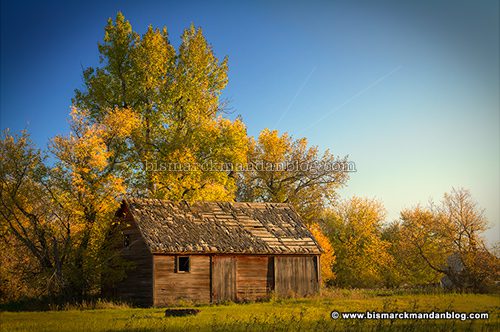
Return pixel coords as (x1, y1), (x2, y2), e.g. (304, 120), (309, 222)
(121, 198), (322, 255)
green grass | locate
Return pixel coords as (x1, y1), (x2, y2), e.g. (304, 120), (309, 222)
(1, 290), (499, 331)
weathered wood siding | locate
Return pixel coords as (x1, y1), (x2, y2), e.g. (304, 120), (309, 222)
(153, 255), (211, 306)
(236, 256), (270, 301)
(151, 254), (318, 304)
(111, 210), (153, 307)
(274, 255), (319, 297)
(211, 255), (236, 303)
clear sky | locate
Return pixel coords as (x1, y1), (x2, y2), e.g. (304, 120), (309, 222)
(1, 0), (498, 243)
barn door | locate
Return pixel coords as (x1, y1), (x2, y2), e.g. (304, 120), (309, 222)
(274, 256), (319, 297)
(211, 256), (236, 303)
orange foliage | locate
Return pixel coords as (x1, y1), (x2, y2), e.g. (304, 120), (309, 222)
(309, 223), (336, 285)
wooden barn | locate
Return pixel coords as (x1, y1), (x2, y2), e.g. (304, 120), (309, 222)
(106, 198), (323, 307)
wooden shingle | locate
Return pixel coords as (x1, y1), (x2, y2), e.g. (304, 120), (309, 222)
(123, 198), (322, 255)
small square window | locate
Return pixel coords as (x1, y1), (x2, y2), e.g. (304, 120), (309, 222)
(177, 256), (190, 273)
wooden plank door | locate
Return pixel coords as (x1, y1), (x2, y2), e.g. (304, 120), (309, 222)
(274, 256), (319, 297)
(211, 255), (236, 303)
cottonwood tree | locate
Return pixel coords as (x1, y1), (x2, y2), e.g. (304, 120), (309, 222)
(381, 221), (441, 287)
(0, 231), (34, 301)
(0, 130), (72, 296)
(237, 129), (349, 222)
(399, 188), (498, 292)
(49, 107), (139, 297)
(322, 197), (393, 288)
(0, 106), (139, 300)
(74, 13), (247, 201)
(0, 13), (249, 301)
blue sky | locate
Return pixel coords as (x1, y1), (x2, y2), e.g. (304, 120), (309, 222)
(1, 0), (498, 243)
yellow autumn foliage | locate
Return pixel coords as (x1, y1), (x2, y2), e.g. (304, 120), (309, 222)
(49, 106), (140, 292)
(309, 223), (336, 285)
(239, 128), (349, 222)
(324, 197), (394, 288)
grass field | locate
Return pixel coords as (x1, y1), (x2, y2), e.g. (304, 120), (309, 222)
(1, 290), (499, 331)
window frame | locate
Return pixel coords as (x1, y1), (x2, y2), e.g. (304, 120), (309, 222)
(176, 256), (190, 273)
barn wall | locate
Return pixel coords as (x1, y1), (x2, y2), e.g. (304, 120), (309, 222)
(153, 255), (211, 306)
(108, 209), (153, 307)
(274, 255), (319, 297)
(235, 256), (270, 301)
(152, 254), (319, 305)
(154, 254), (272, 304)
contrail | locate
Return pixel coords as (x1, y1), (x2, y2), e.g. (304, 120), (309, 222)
(275, 66), (317, 127)
(299, 65), (402, 134)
